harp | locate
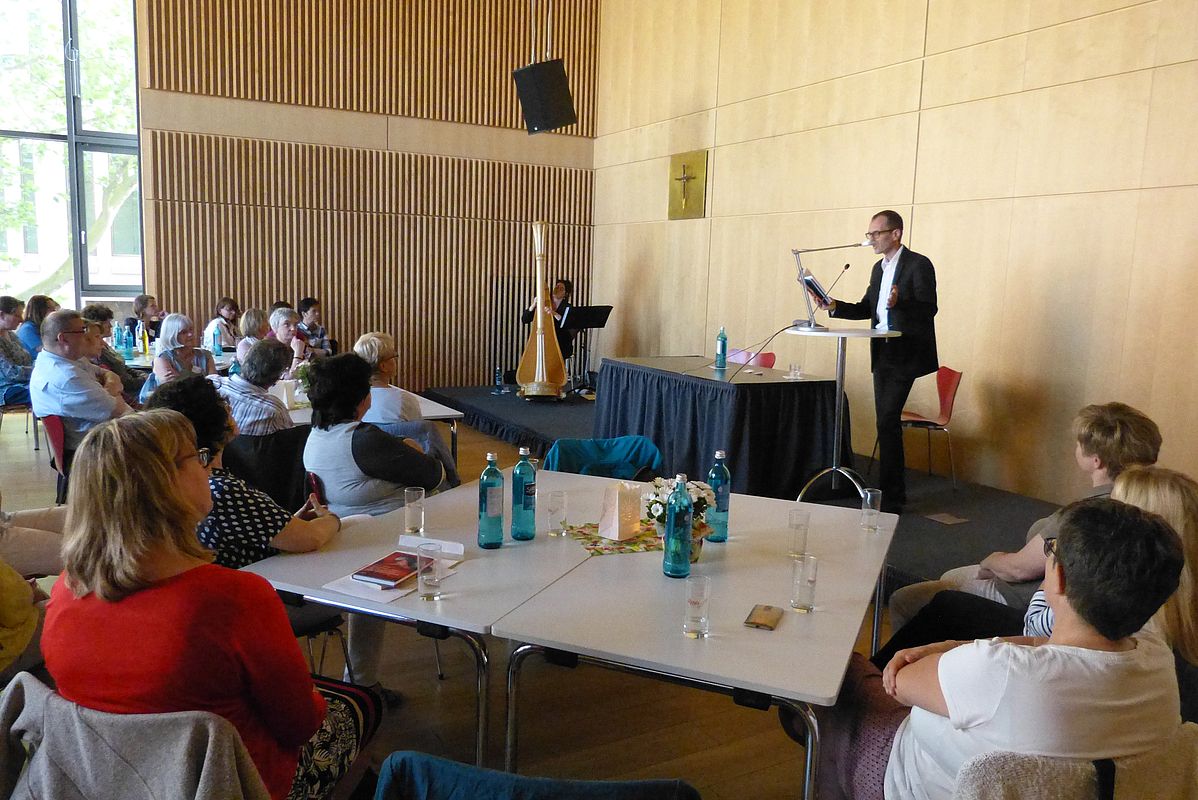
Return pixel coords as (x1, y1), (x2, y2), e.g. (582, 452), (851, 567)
(516, 221), (567, 399)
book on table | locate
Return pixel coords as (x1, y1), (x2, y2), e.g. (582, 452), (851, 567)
(351, 552), (418, 589)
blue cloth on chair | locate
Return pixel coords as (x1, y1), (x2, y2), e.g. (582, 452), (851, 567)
(542, 436), (664, 480)
(373, 751), (702, 800)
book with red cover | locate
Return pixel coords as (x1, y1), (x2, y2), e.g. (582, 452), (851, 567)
(351, 552), (418, 589)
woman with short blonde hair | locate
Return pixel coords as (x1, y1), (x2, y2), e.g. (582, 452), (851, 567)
(236, 307), (270, 362)
(354, 331), (422, 423)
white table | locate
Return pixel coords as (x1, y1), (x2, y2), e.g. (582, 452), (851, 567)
(123, 352), (236, 372)
(288, 394), (465, 462)
(493, 492), (897, 798)
(241, 469), (605, 765)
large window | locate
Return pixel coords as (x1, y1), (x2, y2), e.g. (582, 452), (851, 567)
(0, 0), (140, 307)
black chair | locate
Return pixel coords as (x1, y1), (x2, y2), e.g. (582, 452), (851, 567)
(223, 424), (312, 511)
(279, 593), (353, 683)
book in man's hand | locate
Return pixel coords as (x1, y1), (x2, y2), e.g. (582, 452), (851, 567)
(351, 552), (418, 589)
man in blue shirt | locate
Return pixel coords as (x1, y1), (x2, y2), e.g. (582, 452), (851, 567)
(30, 310), (131, 453)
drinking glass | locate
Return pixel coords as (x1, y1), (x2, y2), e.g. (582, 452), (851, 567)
(861, 489), (882, 532)
(788, 363), (803, 379)
(547, 490), (568, 537)
(682, 575), (711, 638)
(791, 554), (818, 612)
(788, 509), (811, 558)
(417, 543), (443, 600)
(404, 487), (425, 535)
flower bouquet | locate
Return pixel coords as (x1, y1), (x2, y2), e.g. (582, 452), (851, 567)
(642, 477), (716, 562)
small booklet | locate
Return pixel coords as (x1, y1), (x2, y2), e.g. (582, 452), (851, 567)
(351, 552), (419, 589)
(802, 273), (831, 305)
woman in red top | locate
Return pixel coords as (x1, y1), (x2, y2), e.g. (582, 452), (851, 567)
(42, 410), (378, 799)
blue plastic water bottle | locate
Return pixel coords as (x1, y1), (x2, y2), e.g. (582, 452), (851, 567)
(511, 447), (536, 541)
(113, 324), (124, 352)
(211, 326), (223, 356)
(715, 327), (728, 369)
(706, 450), (730, 543)
(663, 474), (693, 578)
(478, 452), (504, 549)
(121, 324), (134, 359)
(228, 357), (241, 377)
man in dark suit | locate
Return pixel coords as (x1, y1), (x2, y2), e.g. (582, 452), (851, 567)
(812, 210), (938, 512)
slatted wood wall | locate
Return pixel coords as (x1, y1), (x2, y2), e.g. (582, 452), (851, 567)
(142, 0), (599, 137)
(149, 130), (592, 391)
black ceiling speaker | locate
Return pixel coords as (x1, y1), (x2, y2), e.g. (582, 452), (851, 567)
(513, 58), (577, 134)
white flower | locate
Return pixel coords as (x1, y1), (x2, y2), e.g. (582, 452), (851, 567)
(650, 501), (663, 517)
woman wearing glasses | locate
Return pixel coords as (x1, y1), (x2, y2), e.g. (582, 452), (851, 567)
(42, 410), (378, 800)
(145, 374), (340, 568)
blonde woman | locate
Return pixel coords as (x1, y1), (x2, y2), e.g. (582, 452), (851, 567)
(236, 307), (270, 362)
(151, 313), (216, 383)
(352, 332), (423, 423)
(41, 410), (380, 799)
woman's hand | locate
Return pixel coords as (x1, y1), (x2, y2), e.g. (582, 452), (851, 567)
(882, 640), (960, 697)
(295, 492), (331, 521)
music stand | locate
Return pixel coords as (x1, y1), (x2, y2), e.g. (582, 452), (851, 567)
(562, 305), (613, 394)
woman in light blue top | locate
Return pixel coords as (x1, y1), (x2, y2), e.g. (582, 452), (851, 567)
(16, 295), (58, 357)
(139, 314), (214, 403)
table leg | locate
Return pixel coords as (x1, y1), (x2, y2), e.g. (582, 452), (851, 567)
(454, 630), (490, 767)
(504, 643), (544, 772)
(450, 420), (459, 465)
(778, 700), (821, 800)
(872, 572), (885, 656)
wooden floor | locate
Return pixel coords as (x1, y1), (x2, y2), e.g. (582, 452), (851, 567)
(0, 410), (886, 797)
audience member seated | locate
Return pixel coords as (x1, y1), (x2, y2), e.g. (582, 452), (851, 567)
(80, 304), (147, 400)
(888, 402), (1161, 628)
(297, 297), (331, 357)
(0, 553), (48, 686)
(124, 293), (163, 341)
(354, 332), (422, 423)
(16, 295), (57, 358)
(146, 375), (339, 569)
(303, 354), (441, 695)
(217, 339), (294, 436)
(811, 498), (1185, 800)
(202, 296), (241, 350)
(270, 308), (311, 379)
(237, 307), (270, 362)
(303, 353), (442, 518)
(153, 313), (217, 382)
(42, 410), (380, 800)
(29, 310), (130, 455)
(0, 297), (33, 406)
(354, 332), (459, 487)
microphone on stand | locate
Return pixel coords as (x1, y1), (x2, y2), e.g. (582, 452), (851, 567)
(824, 263), (851, 296)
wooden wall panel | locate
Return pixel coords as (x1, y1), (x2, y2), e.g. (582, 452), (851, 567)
(143, 0), (599, 136)
(150, 131), (592, 392)
(593, 0), (1198, 503)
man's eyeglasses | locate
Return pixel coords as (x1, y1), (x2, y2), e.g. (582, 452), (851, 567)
(61, 325), (92, 336)
(864, 229), (896, 240)
(1043, 537), (1058, 559)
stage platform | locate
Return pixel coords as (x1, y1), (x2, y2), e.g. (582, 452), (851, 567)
(422, 385), (595, 458)
(423, 383), (1058, 592)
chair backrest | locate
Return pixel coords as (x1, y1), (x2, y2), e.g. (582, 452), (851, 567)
(375, 750), (701, 800)
(40, 415), (67, 476)
(222, 424), (313, 510)
(0, 672), (270, 800)
(727, 348), (776, 368)
(952, 723), (1198, 800)
(935, 366), (963, 424)
(543, 436), (664, 481)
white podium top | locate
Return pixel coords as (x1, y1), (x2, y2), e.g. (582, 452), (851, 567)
(785, 325), (901, 339)
(492, 493), (897, 706)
